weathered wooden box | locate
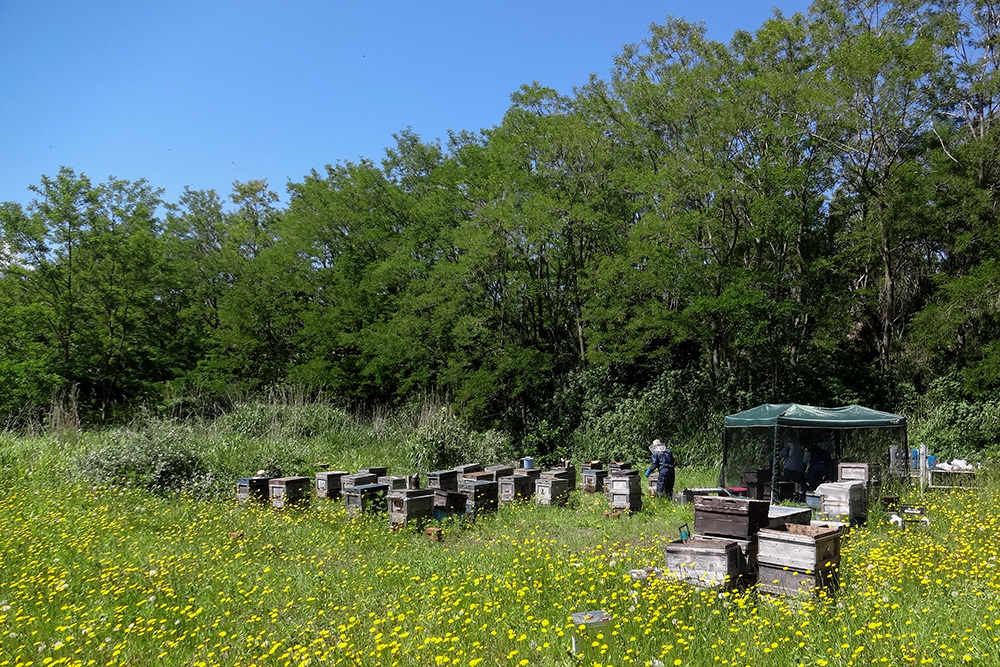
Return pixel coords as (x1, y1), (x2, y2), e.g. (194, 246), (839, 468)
(342, 472), (378, 488)
(582, 469), (609, 493)
(344, 483), (390, 517)
(269, 476), (311, 509)
(693, 495), (770, 538)
(757, 523), (841, 572)
(454, 463), (483, 482)
(581, 460), (604, 471)
(542, 468), (573, 483)
(433, 489), (467, 513)
(837, 462), (874, 483)
(816, 481), (867, 522)
(608, 462), (633, 472)
(550, 465), (577, 488)
(485, 464), (515, 478)
(464, 470), (497, 483)
(315, 471), (347, 500)
(607, 473), (641, 494)
(516, 468), (542, 482)
(740, 468), (772, 501)
(427, 469), (459, 492)
(535, 478), (571, 506)
(767, 505), (812, 528)
(463, 480), (498, 515)
(358, 466), (388, 477)
(389, 489), (435, 528)
(237, 476), (274, 505)
(378, 475), (411, 490)
(757, 562), (839, 596)
(609, 490), (642, 512)
(663, 538), (744, 589)
(499, 474), (533, 504)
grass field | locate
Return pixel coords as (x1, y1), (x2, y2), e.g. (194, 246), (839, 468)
(1, 428), (999, 666)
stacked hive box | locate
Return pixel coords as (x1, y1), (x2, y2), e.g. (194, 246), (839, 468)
(269, 476), (311, 509)
(426, 469), (459, 492)
(237, 476), (273, 506)
(485, 464), (515, 478)
(756, 523), (841, 595)
(433, 489), (467, 520)
(499, 474), (533, 504)
(693, 496), (770, 538)
(388, 488), (436, 528)
(454, 463), (483, 483)
(342, 472), (378, 488)
(359, 466), (388, 477)
(606, 470), (642, 512)
(378, 475), (411, 490)
(816, 480), (868, 523)
(662, 537), (746, 590)
(463, 479), (499, 516)
(535, 472), (571, 506)
(315, 471), (347, 500)
(740, 468), (772, 501)
(581, 468), (608, 493)
(344, 483), (389, 518)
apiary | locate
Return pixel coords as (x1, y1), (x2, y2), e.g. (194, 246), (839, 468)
(236, 476), (273, 505)
(693, 495), (770, 538)
(485, 464), (515, 478)
(389, 488), (435, 528)
(433, 489), (468, 519)
(344, 483), (390, 518)
(427, 469), (459, 491)
(535, 477), (571, 506)
(463, 479), (498, 515)
(499, 474), (533, 504)
(816, 480), (868, 523)
(756, 523), (842, 596)
(315, 470), (347, 500)
(342, 472), (378, 488)
(378, 475), (411, 490)
(358, 466), (388, 477)
(582, 468), (608, 493)
(663, 537), (745, 589)
(268, 476), (311, 509)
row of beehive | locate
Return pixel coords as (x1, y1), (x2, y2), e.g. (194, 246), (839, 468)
(663, 495), (843, 596)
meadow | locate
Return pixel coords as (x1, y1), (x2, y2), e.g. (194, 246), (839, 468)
(1, 411), (999, 666)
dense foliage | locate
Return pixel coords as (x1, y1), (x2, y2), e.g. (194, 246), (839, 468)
(4, 0), (1000, 458)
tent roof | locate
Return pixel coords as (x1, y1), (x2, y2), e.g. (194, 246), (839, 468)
(724, 403), (906, 428)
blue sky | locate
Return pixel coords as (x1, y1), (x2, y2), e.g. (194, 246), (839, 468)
(1, 1), (813, 209)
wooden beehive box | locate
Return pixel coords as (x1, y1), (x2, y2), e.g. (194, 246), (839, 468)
(837, 462), (873, 483)
(757, 523), (841, 572)
(581, 469), (608, 493)
(550, 465), (577, 488)
(581, 460), (604, 471)
(606, 473), (641, 494)
(740, 468), (772, 501)
(269, 476), (311, 509)
(389, 489), (435, 528)
(535, 478), (571, 506)
(516, 468), (542, 482)
(427, 469), (459, 491)
(433, 489), (467, 512)
(378, 475), (411, 490)
(315, 471), (348, 499)
(757, 561), (839, 596)
(499, 474), (533, 504)
(342, 472), (378, 489)
(358, 466), (388, 477)
(608, 461), (633, 472)
(663, 538), (745, 589)
(237, 476), (273, 505)
(464, 470), (497, 483)
(485, 464), (515, 478)
(816, 481), (868, 522)
(344, 483), (390, 518)
(767, 505), (812, 528)
(463, 480), (498, 515)
(454, 463), (483, 482)
(693, 495), (770, 538)
(608, 490), (642, 512)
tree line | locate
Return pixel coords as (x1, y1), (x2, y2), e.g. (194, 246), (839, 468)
(3, 0), (999, 454)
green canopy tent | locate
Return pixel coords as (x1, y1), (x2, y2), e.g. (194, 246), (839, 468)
(720, 403), (907, 502)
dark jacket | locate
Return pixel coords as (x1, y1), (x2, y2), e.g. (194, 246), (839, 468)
(651, 446), (674, 471)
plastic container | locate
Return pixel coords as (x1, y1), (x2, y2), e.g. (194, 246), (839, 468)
(910, 448), (919, 469)
(520, 456), (534, 469)
(927, 454), (938, 469)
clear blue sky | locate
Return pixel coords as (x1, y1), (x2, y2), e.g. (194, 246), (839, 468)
(1, 0), (813, 209)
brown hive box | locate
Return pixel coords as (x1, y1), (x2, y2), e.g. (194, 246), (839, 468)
(663, 537), (746, 589)
(693, 495), (770, 538)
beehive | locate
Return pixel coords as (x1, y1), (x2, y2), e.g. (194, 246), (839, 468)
(388, 489), (435, 528)
(463, 480), (498, 515)
(433, 489), (467, 519)
(268, 476), (311, 509)
(314, 470), (347, 500)
(344, 483), (390, 518)
(485, 464), (515, 478)
(236, 476), (273, 506)
(427, 469), (459, 492)
(606, 473), (641, 494)
(535, 478), (571, 506)
(756, 523), (842, 596)
(816, 480), (868, 523)
(454, 463), (483, 482)
(740, 468), (772, 501)
(516, 468), (542, 483)
(663, 538), (745, 589)
(581, 460), (604, 471)
(766, 505), (812, 528)
(378, 475), (411, 490)
(358, 466), (388, 477)
(581, 469), (608, 493)
(693, 495), (770, 538)
(342, 472), (378, 489)
(549, 465), (577, 489)
(499, 474), (533, 504)
(463, 470), (497, 483)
